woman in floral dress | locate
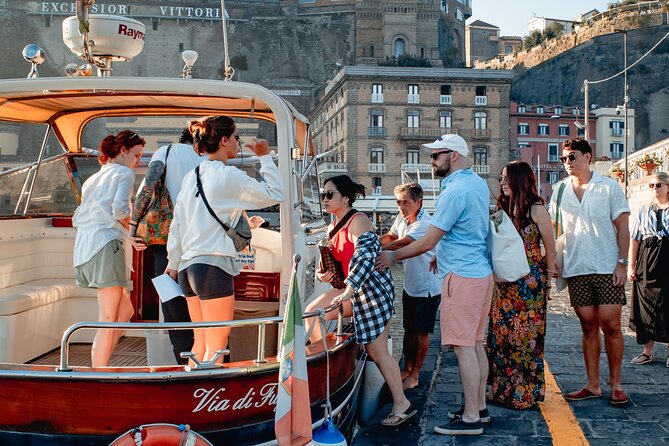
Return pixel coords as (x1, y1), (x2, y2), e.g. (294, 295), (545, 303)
(487, 161), (557, 409)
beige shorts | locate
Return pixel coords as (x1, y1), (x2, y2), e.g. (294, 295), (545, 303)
(440, 272), (494, 347)
(75, 239), (129, 289)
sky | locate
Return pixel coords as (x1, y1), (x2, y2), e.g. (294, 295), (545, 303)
(466, 0), (612, 37)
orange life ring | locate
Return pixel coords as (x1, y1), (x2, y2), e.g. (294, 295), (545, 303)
(110, 423), (213, 446)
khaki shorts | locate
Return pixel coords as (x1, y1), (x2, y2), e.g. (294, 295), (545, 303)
(567, 274), (626, 308)
(75, 239), (129, 289)
(440, 272), (494, 347)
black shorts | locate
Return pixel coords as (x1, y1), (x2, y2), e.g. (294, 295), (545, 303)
(178, 264), (234, 300)
(567, 273), (626, 308)
(402, 290), (441, 333)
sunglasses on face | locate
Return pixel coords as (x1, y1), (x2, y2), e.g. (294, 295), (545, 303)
(320, 191), (337, 200)
(649, 183), (666, 189)
(498, 175), (509, 183)
(559, 153), (578, 163)
(430, 150), (453, 160)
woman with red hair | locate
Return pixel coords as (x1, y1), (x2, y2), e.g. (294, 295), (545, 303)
(486, 161), (557, 409)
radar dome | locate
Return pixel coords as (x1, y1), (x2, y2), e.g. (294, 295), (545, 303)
(62, 14), (145, 61)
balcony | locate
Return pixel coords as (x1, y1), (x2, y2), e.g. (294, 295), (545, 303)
(367, 127), (387, 138)
(611, 128), (624, 136)
(371, 93), (384, 103)
(475, 96), (487, 106)
(407, 94), (420, 104)
(440, 95), (452, 105)
(472, 164), (490, 175)
(400, 127), (455, 140)
(319, 162), (347, 174)
(368, 163), (386, 173)
(472, 128), (491, 139)
(401, 163), (432, 173)
(372, 186), (383, 196)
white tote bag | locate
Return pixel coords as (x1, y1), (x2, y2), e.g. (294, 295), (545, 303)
(487, 210), (530, 282)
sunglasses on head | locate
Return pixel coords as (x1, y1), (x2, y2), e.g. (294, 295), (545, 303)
(319, 191), (337, 200)
(430, 150), (453, 160)
(559, 153), (578, 163)
(649, 182), (665, 189)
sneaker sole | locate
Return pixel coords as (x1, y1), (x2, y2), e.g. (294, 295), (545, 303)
(434, 425), (483, 435)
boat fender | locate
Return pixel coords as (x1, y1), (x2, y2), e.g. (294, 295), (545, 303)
(109, 423), (213, 446)
(312, 417), (347, 446)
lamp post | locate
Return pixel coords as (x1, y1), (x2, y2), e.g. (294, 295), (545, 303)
(614, 28), (629, 198)
(550, 114), (560, 198)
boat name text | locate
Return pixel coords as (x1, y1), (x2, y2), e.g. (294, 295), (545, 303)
(38, 3), (224, 19)
(192, 383), (278, 413)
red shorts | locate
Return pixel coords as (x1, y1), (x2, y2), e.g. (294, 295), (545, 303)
(440, 272), (493, 347)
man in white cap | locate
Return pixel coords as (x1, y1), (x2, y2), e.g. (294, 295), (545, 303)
(376, 134), (493, 436)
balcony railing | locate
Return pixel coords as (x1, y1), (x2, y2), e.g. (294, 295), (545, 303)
(475, 96), (487, 106)
(371, 93), (384, 103)
(472, 128), (491, 139)
(372, 186), (383, 196)
(440, 95), (452, 105)
(611, 128), (624, 136)
(401, 163), (432, 173)
(319, 162), (347, 174)
(472, 164), (490, 175)
(400, 127), (446, 140)
(407, 94), (420, 104)
(367, 127), (387, 138)
(368, 163), (386, 173)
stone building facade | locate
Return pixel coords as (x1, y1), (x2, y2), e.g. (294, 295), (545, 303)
(312, 66), (513, 197)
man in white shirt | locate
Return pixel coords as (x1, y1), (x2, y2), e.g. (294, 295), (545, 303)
(380, 183), (441, 390)
(549, 138), (630, 406)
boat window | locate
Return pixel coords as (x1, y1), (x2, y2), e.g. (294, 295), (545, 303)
(300, 154), (323, 222)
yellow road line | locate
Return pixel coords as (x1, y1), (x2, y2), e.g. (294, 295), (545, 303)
(539, 362), (589, 446)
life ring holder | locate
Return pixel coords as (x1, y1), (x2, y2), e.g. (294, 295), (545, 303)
(110, 423), (213, 446)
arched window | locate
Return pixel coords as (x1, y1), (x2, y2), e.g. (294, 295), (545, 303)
(394, 38), (406, 57)
(370, 45), (375, 58)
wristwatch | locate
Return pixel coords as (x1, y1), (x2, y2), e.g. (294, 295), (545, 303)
(617, 258), (629, 266)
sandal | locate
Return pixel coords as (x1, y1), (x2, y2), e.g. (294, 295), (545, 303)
(380, 405), (417, 427)
(630, 353), (652, 365)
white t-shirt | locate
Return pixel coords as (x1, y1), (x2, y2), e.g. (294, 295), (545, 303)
(149, 143), (205, 202)
(390, 209), (441, 297)
(549, 171), (629, 278)
(73, 163), (134, 266)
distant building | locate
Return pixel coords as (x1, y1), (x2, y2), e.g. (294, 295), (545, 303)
(528, 16), (576, 35)
(592, 107), (636, 160)
(509, 102), (597, 203)
(499, 36), (523, 55)
(465, 20), (500, 67)
(312, 66), (514, 213)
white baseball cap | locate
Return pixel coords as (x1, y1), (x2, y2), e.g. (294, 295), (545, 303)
(422, 134), (469, 157)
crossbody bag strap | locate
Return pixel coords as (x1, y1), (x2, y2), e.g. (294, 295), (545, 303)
(195, 165), (233, 232)
(328, 208), (358, 240)
(554, 182), (567, 239)
(160, 144), (171, 184)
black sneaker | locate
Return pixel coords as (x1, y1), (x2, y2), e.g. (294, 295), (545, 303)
(447, 405), (491, 423)
(434, 415), (483, 436)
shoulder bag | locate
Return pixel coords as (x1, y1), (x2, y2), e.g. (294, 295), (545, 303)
(318, 209), (358, 290)
(195, 165), (252, 252)
(487, 209), (530, 282)
(136, 145), (173, 245)
(554, 182), (568, 291)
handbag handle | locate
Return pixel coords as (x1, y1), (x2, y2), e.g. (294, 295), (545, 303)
(554, 182), (566, 239)
(328, 209), (358, 240)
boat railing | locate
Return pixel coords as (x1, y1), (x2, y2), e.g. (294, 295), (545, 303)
(57, 303), (346, 372)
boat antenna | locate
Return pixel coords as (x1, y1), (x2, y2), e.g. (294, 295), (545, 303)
(220, 0), (235, 81)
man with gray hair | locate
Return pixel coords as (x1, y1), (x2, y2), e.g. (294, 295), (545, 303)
(380, 183), (441, 390)
(376, 134), (493, 435)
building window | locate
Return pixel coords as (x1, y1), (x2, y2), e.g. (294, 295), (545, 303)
(475, 86), (487, 105)
(548, 144), (559, 162)
(407, 110), (420, 128)
(474, 112), (487, 130)
(548, 171), (560, 184)
(371, 84), (383, 103)
(439, 111), (452, 128)
(394, 38), (406, 57)
(610, 143), (624, 159)
(554, 106), (562, 115)
(408, 84), (419, 104)
(369, 109), (384, 127)
(538, 124), (549, 135)
(372, 177), (382, 196)
(518, 123), (529, 134)
(505, 45), (513, 53)
(475, 86), (487, 96)
(536, 105), (544, 114)
(611, 120), (624, 136)
(572, 107), (581, 116)
(406, 147), (420, 164)
(517, 104), (526, 113)
(517, 143), (531, 149)
(440, 0), (448, 12)
(370, 146), (384, 164)
(455, 8), (463, 21)
(559, 124), (569, 136)
(420, 47), (425, 58)
(45, 15), (51, 27)
(370, 45), (375, 58)
(474, 147), (488, 165)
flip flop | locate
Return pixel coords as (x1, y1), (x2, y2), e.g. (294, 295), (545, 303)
(564, 388), (601, 401)
(630, 353), (652, 365)
(610, 389), (630, 406)
(380, 405), (417, 427)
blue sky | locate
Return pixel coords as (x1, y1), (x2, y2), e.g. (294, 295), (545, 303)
(467, 1), (612, 37)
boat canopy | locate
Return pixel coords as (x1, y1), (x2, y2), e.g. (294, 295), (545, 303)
(0, 77), (313, 155)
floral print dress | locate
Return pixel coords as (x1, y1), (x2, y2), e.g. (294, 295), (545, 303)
(487, 217), (548, 409)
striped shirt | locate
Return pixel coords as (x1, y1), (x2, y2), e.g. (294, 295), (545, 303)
(630, 204), (669, 240)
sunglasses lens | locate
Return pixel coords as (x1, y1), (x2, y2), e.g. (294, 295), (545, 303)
(320, 192), (334, 200)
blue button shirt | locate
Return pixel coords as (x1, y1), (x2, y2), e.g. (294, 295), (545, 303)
(431, 168), (492, 279)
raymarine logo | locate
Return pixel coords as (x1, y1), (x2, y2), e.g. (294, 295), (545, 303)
(118, 24), (145, 40)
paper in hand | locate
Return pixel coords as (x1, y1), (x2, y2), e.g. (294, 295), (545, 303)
(151, 273), (184, 303)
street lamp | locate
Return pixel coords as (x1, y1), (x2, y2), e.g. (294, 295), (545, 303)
(614, 28), (629, 197)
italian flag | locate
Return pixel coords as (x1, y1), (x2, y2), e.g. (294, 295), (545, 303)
(275, 268), (312, 446)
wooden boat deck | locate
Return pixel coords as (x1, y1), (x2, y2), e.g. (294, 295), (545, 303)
(28, 337), (147, 367)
